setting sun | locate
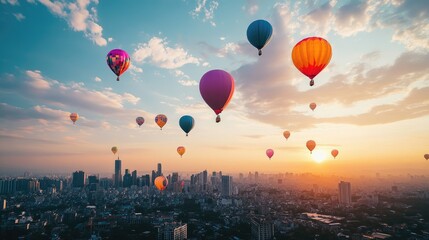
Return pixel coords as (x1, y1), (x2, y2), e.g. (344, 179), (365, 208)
(312, 150), (327, 163)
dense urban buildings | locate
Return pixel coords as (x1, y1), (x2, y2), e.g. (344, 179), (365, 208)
(338, 181), (351, 205)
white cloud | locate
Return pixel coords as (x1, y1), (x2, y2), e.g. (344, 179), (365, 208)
(13, 13), (25, 21)
(133, 37), (200, 69)
(243, 0), (259, 15)
(108, 37), (113, 42)
(1, 0), (19, 5)
(94, 76), (101, 82)
(217, 42), (241, 57)
(129, 63), (143, 73)
(190, 0), (219, 26)
(38, 0), (107, 46)
(178, 80), (198, 86)
(26, 70), (50, 89)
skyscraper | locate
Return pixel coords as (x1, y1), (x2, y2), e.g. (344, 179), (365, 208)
(72, 171), (85, 188)
(132, 170), (137, 186)
(221, 175), (232, 197)
(338, 181), (351, 205)
(114, 159), (122, 188)
(251, 218), (274, 240)
(123, 169), (132, 188)
(157, 163), (162, 176)
(203, 170), (208, 191)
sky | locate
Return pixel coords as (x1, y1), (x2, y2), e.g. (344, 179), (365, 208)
(0, 0), (428, 177)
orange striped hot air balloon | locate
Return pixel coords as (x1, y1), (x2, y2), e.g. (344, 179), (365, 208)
(70, 113), (79, 124)
(154, 176), (168, 191)
(292, 37), (332, 86)
(177, 146), (186, 158)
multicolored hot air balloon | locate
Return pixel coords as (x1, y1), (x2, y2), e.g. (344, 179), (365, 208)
(179, 115), (195, 136)
(199, 69), (235, 123)
(266, 149), (274, 159)
(292, 37), (332, 86)
(424, 154), (429, 160)
(106, 49), (130, 81)
(177, 146), (186, 158)
(154, 176), (168, 191)
(70, 113), (79, 124)
(309, 102), (317, 111)
(111, 146), (118, 155)
(283, 131), (290, 140)
(247, 19), (273, 56)
(155, 114), (168, 130)
(331, 149), (339, 159)
(306, 140), (316, 154)
(136, 117), (145, 127)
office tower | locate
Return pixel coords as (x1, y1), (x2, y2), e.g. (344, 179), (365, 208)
(221, 175), (233, 197)
(157, 163), (162, 176)
(251, 218), (274, 240)
(132, 170), (137, 186)
(152, 170), (157, 185)
(88, 175), (98, 191)
(172, 172), (179, 183)
(114, 159), (122, 188)
(203, 170), (208, 191)
(338, 181), (351, 205)
(72, 171), (85, 188)
(141, 174), (151, 187)
(157, 222), (187, 240)
(123, 169), (132, 188)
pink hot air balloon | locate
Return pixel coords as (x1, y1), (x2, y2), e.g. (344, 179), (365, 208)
(266, 149), (274, 159)
(309, 102), (317, 111)
(106, 49), (130, 81)
(199, 69), (235, 123)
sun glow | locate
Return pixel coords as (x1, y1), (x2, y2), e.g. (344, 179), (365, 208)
(312, 150), (327, 163)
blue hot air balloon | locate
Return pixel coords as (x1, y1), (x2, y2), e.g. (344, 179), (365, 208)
(179, 115), (195, 136)
(246, 19), (273, 56)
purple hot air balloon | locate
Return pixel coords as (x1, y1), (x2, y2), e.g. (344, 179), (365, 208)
(106, 49), (130, 81)
(136, 117), (144, 127)
(266, 149), (274, 159)
(199, 69), (235, 123)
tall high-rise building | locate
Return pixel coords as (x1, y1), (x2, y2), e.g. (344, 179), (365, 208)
(157, 222), (187, 240)
(338, 181), (351, 205)
(88, 175), (99, 191)
(123, 169), (132, 188)
(251, 218), (274, 240)
(203, 170), (208, 191)
(114, 159), (122, 188)
(152, 170), (157, 185)
(172, 172), (179, 183)
(141, 174), (151, 187)
(221, 175), (233, 197)
(72, 171), (85, 188)
(157, 163), (162, 177)
(132, 170), (137, 186)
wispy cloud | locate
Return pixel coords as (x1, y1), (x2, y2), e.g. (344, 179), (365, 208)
(133, 37), (200, 69)
(1, 0), (19, 5)
(190, 0), (219, 27)
(38, 0), (108, 46)
(94, 76), (101, 82)
(13, 13), (25, 21)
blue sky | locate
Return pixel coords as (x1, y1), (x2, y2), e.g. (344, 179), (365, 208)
(0, 0), (428, 176)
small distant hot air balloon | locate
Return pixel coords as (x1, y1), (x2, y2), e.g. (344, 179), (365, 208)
(155, 114), (168, 130)
(199, 69), (235, 123)
(283, 131), (290, 140)
(106, 49), (130, 81)
(424, 154), (429, 160)
(292, 37), (332, 86)
(247, 19), (273, 56)
(154, 176), (168, 191)
(306, 140), (316, 154)
(177, 146), (186, 158)
(331, 149), (339, 159)
(179, 115), (195, 136)
(111, 146), (118, 155)
(266, 149), (274, 159)
(136, 117), (144, 127)
(309, 102), (317, 111)
(70, 113), (79, 124)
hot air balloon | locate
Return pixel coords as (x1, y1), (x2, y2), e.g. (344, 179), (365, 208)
(154, 176), (168, 191)
(179, 115), (195, 136)
(306, 140), (316, 154)
(425, 154), (429, 160)
(199, 69), (235, 123)
(106, 49), (130, 81)
(292, 37), (332, 86)
(309, 102), (317, 111)
(331, 149), (339, 159)
(177, 146), (186, 158)
(136, 117), (145, 127)
(266, 149), (274, 159)
(155, 114), (168, 130)
(247, 19), (273, 56)
(70, 113), (79, 124)
(283, 131), (290, 140)
(111, 146), (118, 155)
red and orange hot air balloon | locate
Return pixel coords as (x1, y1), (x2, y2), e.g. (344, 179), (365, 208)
(177, 146), (186, 158)
(331, 149), (339, 159)
(309, 102), (317, 111)
(154, 176), (168, 191)
(292, 37), (332, 86)
(70, 113), (79, 124)
(283, 131), (290, 140)
(306, 140), (316, 154)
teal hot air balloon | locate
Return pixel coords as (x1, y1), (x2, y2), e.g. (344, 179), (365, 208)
(247, 19), (273, 56)
(179, 115), (195, 136)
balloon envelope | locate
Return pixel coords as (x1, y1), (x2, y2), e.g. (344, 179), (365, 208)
(177, 146), (186, 157)
(179, 115), (195, 136)
(331, 149), (339, 159)
(199, 70), (235, 121)
(306, 140), (316, 153)
(70, 113), (79, 124)
(266, 149), (274, 159)
(309, 102), (317, 111)
(292, 37), (332, 86)
(106, 49), (130, 81)
(155, 114), (168, 129)
(154, 176), (168, 191)
(425, 154), (429, 160)
(136, 117), (145, 127)
(283, 131), (290, 140)
(247, 19), (273, 56)
(111, 146), (118, 155)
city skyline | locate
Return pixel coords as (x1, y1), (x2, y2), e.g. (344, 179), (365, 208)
(1, 0), (429, 176)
